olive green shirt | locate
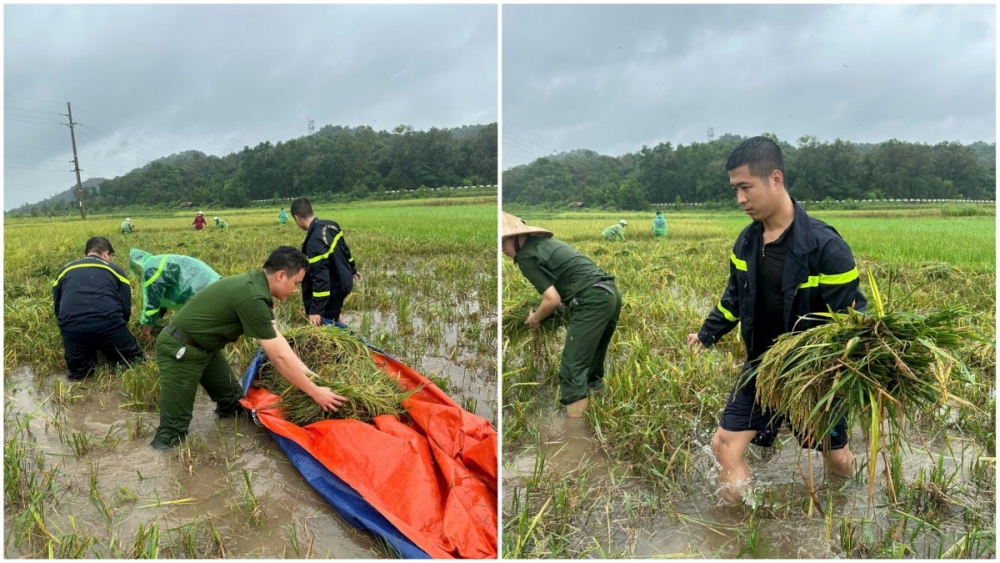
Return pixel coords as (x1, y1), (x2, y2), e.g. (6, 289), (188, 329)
(169, 269), (276, 351)
(515, 236), (612, 301)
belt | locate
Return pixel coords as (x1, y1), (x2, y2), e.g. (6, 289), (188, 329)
(589, 280), (616, 295)
(165, 323), (208, 352)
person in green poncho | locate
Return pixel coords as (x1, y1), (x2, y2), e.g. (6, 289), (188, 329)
(214, 216), (228, 229)
(653, 211), (667, 239)
(602, 219), (627, 241)
(129, 249), (222, 341)
(121, 217), (133, 234)
(278, 208), (289, 225)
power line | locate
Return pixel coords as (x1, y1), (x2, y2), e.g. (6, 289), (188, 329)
(75, 128), (158, 162)
(5, 116), (65, 125)
(4, 154), (72, 164)
(75, 124), (161, 162)
(72, 103), (173, 157)
(6, 106), (63, 116)
(4, 94), (64, 105)
(5, 165), (73, 172)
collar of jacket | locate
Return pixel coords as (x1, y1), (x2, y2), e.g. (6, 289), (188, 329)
(749, 198), (816, 257)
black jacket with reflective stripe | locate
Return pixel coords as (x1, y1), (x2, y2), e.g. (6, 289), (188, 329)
(697, 200), (867, 363)
(301, 218), (357, 315)
(52, 256), (132, 332)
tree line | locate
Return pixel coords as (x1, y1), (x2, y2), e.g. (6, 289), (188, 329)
(9, 123), (497, 216)
(502, 134), (995, 209)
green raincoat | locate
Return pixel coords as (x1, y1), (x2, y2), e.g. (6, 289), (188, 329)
(278, 208), (289, 225)
(129, 249), (221, 327)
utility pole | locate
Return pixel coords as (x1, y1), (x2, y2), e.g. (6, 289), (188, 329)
(62, 102), (86, 219)
(308, 119), (315, 135)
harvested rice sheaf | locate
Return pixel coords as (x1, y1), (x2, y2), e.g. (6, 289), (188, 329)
(502, 299), (571, 340)
(754, 306), (984, 447)
(257, 326), (415, 425)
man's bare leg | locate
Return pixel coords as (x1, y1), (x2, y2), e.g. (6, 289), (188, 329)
(823, 445), (855, 478)
(711, 427), (757, 505)
(565, 397), (589, 418)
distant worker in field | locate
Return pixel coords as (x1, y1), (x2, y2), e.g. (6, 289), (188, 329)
(291, 197), (361, 325)
(502, 212), (622, 417)
(53, 237), (144, 380)
(686, 136), (866, 505)
(278, 207), (289, 225)
(150, 246), (348, 449)
(193, 211), (207, 230)
(602, 219), (627, 242)
(129, 249), (222, 342)
(121, 217), (133, 234)
(653, 211), (667, 239)
(214, 216), (228, 229)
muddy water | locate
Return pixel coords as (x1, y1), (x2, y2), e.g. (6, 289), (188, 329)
(4, 366), (380, 558)
(503, 402), (990, 558)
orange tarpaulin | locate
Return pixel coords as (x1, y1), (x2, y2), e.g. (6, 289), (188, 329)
(241, 350), (498, 559)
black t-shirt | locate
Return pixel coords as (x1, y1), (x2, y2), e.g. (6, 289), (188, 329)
(750, 225), (792, 363)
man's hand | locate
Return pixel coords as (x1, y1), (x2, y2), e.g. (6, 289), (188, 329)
(353, 272), (362, 281)
(686, 333), (705, 353)
(309, 386), (348, 412)
(308, 314), (323, 327)
(525, 309), (541, 331)
(140, 325), (153, 342)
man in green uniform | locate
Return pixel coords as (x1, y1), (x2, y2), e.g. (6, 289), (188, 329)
(602, 219), (627, 241)
(502, 212), (623, 417)
(121, 217), (133, 234)
(653, 211), (667, 239)
(278, 208), (289, 225)
(150, 246), (348, 449)
(129, 249), (222, 341)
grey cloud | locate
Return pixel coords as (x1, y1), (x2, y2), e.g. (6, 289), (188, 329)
(4, 4), (496, 210)
(502, 4), (994, 168)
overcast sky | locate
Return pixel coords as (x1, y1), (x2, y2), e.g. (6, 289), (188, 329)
(3, 4), (497, 210)
(502, 4), (995, 169)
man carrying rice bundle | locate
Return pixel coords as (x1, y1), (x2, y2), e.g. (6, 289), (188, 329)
(502, 212), (623, 417)
(150, 246), (347, 450)
(686, 136), (867, 505)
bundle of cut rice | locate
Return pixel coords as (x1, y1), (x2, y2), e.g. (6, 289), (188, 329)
(257, 325), (416, 425)
(502, 299), (571, 340)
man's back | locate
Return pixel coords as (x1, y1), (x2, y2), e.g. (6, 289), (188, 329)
(53, 257), (130, 331)
(169, 270), (275, 351)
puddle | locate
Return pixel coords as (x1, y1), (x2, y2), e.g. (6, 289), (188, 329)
(4, 367), (380, 558)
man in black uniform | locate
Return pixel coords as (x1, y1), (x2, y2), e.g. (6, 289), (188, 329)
(686, 137), (866, 504)
(290, 197), (361, 325)
(53, 236), (145, 380)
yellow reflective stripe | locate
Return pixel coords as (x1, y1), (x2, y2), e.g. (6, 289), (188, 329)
(730, 253), (747, 272)
(798, 268), (859, 289)
(820, 267), (859, 285)
(312, 291), (331, 298)
(307, 231), (344, 264)
(143, 309), (160, 318)
(53, 263), (130, 287)
(717, 302), (738, 322)
(144, 256), (169, 287)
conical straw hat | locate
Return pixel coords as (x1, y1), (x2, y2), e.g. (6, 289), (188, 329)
(502, 212), (552, 238)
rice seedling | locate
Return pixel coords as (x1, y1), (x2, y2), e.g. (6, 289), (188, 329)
(119, 359), (160, 412)
(238, 468), (265, 527)
(256, 325), (416, 425)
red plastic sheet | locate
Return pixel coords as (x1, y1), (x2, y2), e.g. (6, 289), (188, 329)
(241, 351), (498, 559)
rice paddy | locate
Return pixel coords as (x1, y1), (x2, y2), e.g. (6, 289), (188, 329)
(501, 204), (995, 558)
(3, 197), (497, 557)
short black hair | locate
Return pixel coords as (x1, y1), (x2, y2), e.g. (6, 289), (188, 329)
(290, 198), (313, 219)
(85, 236), (115, 256)
(263, 246), (308, 276)
(726, 136), (785, 183)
